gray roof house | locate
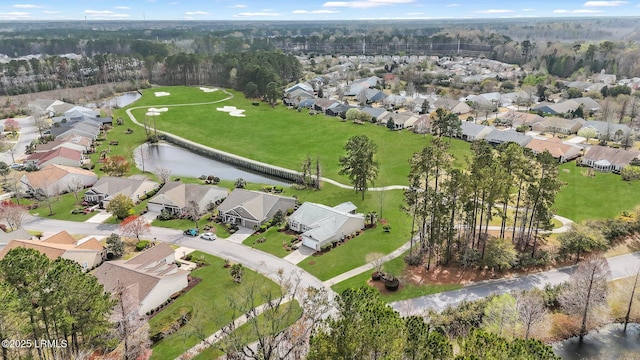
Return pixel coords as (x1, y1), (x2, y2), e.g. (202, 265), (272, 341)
(288, 202), (365, 251)
(532, 117), (584, 135)
(485, 129), (533, 147)
(147, 181), (228, 215)
(580, 146), (640, 172)
(581, 120), (631, 140)
(364, 88), (387, 103)
(496, 111), (543, 128)
(93, 243), (188, 315)
(460, 122), (495, 142)
(217, 189), (297, 229)
(85, 176), (158, 206)
(359, 106), (388, 121)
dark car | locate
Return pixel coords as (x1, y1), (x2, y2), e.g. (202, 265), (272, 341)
(183, 228), (199, 236)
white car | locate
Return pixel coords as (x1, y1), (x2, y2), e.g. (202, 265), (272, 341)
(200, 232), (217, 241)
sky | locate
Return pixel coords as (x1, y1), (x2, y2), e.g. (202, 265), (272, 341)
(0, 0), (639, 21)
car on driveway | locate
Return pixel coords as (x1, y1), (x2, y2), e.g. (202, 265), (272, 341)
(9, 163), (24, 170)
(200, 232), (216, 241)
(183, 228), (199, 237)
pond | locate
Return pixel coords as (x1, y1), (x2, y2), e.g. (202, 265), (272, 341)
(133, 142), (291, 186)
(552, 323), (640, 360)
(102, 92), (142, 108)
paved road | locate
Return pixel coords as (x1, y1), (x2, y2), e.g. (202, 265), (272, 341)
(0, 116), (38, 164)
(391, 251), (640, 316)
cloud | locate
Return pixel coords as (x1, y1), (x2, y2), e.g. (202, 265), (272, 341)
(405, 11), (424, 15)
(292, 9), (339, 14)
(84, 10), (130, 18)
(0, 11), (31, 19)
(583, 1), (628, 6)
(475, 9), (515, 14)
(43, 10), (60, 14)
(554, 8), (602, 13)
(229, 4), (247, 8)
(446, 3), (460, 7)
(184, 11), (209, 15)
(115, 6), (131, 10)
(13, 4), (41, 8)
(322, 0), (416, 9)
(233, 12), (281, 17)
(522, 8), (534, 11)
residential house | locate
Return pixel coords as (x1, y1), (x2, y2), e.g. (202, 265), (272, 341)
(412, 114), (432, 134)
(0, 228), (32, 252)
(594, 70), (617, 85)
(580, 146), (640, 172)
(525, 138), (582, 163)
(289, 202), (364, 251)
(580, 120), (631, 140)
(147, 181), (228, 215)
(496, 111), (543, 128)
(460, 122), (495, 142)
(283, 88), (315, 107)
(384, 112), (419, 130)
(485, 129), (532, 147)
(85, 176), (158, 206)
(359, 106), (388, 122)
(345, 83), (366, 97)
(217, 189), (297, 229)
(29, 99), (75, 117)
(24, 147), (85, 169)
(326, 103), (355, 118)
(502, 91), (538, 107)
(0, 230), (106, 271)
(284, 82), (314, 95)
(434, 98), (472, 115)
(93, 243), (188, 315)
(571, 97), (601, 113)
(532, 117), (584, 135)
(532, 100), (581, 115)
(364, 88), (387, 103)
(20, 164), (97, 197)
(313, 99), (340, 114)
(34, 139), (87, 154)
(51, 119), (101, 140)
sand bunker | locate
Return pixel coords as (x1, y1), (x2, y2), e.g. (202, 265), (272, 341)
(216, 106), (246, 117)
(154, 92), (170, 97)
(145, 111), (160, 116)
(148, 107), (168, 112)
(199, 87), (218, 93)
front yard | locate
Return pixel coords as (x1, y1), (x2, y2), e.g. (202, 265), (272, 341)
(149, 252), (283, 360)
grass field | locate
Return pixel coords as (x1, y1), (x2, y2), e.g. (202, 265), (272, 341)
(149, 252), (281, 360)
(331, 250), (462, 302)
(555, 163), (640, 222)
(125, 86), (471, 186)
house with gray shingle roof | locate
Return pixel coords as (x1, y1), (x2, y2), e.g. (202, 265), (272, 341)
(532, 117), (584, 135)
(289, 202), (364, 251)
(460, 122), (495, 142)
(93, 243), (188, 315)
(85, 176), (158, 207)
(147, 181), (228, 215)
(485, 129), (532, 147)
(580, 120), (630, 140)
(217, 189), (297, 229)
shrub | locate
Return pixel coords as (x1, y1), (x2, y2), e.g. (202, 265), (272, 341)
(135, 240), (150, 251)
(404, 250), (424, 265)
(259, 224), (268, 232)
(621, 165), (640, 181)
(321, 244), (332, 252)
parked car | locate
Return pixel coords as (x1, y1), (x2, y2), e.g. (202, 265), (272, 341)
(9, 163), (24, 170)
(200, 232), (217, 241)
(183, 228), (199, 237)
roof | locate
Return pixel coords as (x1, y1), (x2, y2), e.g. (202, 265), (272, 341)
(218, 189), (296, 222)
(89, 176), (157, 199)
(22, 164), (97, 190)
(359, 106), (387, 118)
(572, 97), (601, 111)
(149, 181), (228, 209)
(498, 111), (543, 127)
(92, 243), (187, 305)
(534, 117), (584, 132)
(0, 240), (66, 260)
(525, 138), (582, 160)
(42, 230), (77, 245)
(583, 146), (640, 167)
(581, 120), (630, 135)
(461, 121), (494, 139)
(290, 202), (363, 242)
(25, 147), (83, 165)
(0, 230), (105, 261)
(485, 129), (532, 146)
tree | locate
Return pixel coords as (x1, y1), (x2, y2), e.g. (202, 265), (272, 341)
(559, 255), (610, 341)
(515, 289), (547, 340)
(222, 271), (329, 360)
(345, 108), (360, 121)
(482, 293), (518, 338)
(230, 263), (243, 283)
(338, 135), (379, 200)
(234, 177), (246, 189)
(309, 287), (405, 360)
(106, 194), (135, 220)
(458, 329), (559, 359)
(106, 233), (125, 258)
(272, 209), (285, 226)
(0, 161), (9, 183)
(183, 199), (201, 228)
(119, 215), (150, 240)
(386, 117), (395, 130)
(356, 89), (367, 105)
(403, 316), (453, 360)
(482, 237), (517, 271)
(623, 268), (639, 332)
(66, 176), (84, 203)
(420, 99), (430, 114)
(103, 155), (130, 177)
(577, 127), (598, 143)
(4, 118), (20, 134)
(558, 224), (608, 263)
(154, 166), (172, 184)
(111, 284), (150, 360)
(0, 200), (27, 231)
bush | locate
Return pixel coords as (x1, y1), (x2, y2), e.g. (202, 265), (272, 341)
(621, 165), (640, 181)
(135, 240), (150, 251)
(404, 250), (424, 265)
(259, 224), (268, 232)
(320, 244), (332, 252)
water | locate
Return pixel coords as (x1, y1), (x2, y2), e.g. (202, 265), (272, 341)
(102, 92), (142, 108)
(552, 323), (640, 360)
(134, 143), (291, 186)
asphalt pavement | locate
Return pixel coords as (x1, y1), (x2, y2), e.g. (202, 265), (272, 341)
(0, 116), (38, 165)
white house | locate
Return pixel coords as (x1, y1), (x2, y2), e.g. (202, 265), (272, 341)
(288, 202), (365, 251)
(21, 164), (97, 196)
(92, 243), (188, 315)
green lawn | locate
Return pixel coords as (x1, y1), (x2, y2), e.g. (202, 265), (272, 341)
(331, 251), (462, 302)
(124, 86), (471, 187)
(27, 190), (97, 221)
(243, 226), (293, 258)
(149, 252), (281, 360)
(555, 163), (640, 222)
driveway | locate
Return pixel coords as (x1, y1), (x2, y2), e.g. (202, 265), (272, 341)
(391, 251), (640, 316)
(0, 116), (38, 164)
